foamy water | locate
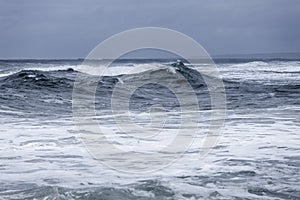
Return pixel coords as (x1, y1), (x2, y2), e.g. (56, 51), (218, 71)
(0, 59), (299, 199)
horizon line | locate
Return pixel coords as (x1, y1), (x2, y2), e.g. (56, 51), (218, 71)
(1, 52), (300, 60)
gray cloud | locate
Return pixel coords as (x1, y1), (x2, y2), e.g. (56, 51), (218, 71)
(0, 0), (299, 58)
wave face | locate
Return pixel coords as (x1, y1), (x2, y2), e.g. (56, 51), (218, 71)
(0, 60), (299, 116)
(0, 59), (299, 199)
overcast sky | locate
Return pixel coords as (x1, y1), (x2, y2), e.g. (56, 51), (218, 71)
(0, 0), (300, 58)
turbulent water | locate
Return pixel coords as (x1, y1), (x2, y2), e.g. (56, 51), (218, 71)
(0, 59), (299, 199)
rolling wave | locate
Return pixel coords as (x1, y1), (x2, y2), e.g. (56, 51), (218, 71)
(0, 60), (299, 117)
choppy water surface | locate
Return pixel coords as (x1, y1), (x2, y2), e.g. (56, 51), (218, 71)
(0, 59), (299, 199)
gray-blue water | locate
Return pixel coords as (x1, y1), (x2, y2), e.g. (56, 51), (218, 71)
(0, 59), (299, 199)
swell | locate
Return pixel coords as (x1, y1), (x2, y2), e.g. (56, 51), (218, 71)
(0, 63), (299, 117)
(0, 70), (76, 117)
(0, 70), (75, 90)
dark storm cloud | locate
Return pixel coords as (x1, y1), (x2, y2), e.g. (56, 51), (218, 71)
(0, 0), (299, 58)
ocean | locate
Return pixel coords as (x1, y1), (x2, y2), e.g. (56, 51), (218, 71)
(0, 59), (299, 199)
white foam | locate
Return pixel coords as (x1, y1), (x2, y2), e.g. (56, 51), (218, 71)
(218, 61), (300, 85)
(77, 63), (167, 76)
(0, 63), (170, 78)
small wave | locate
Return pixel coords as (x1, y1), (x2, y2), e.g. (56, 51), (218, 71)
(0, 65), (79, 78)
(0, 62), (172, 79)
(0, 70), (74, 89)
(229, 61), (269, 68)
